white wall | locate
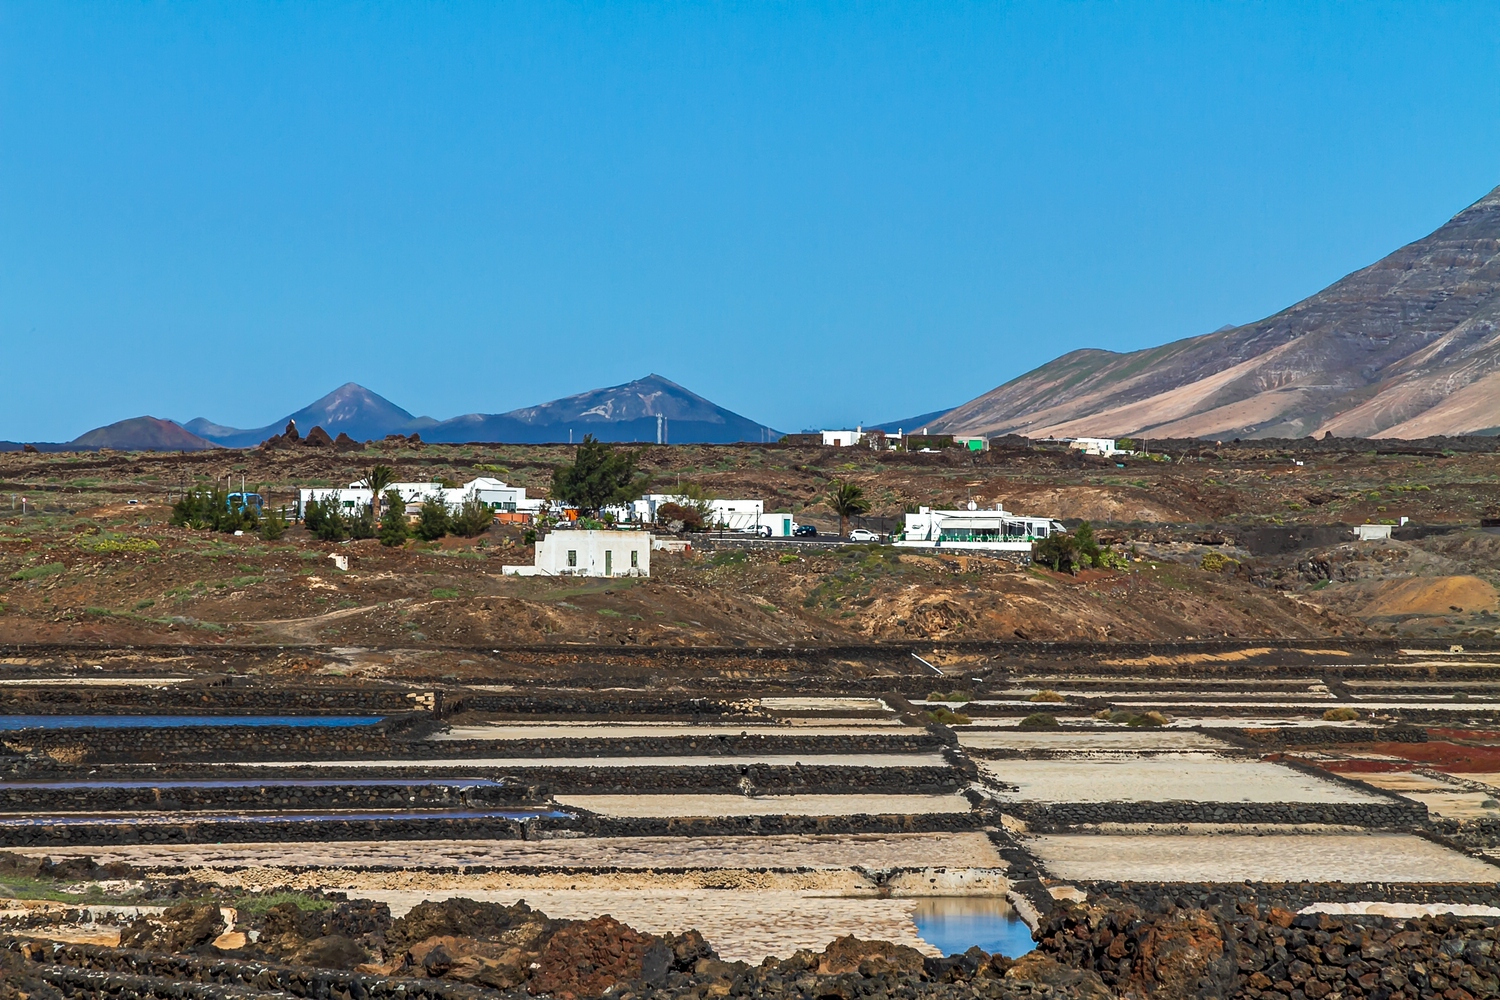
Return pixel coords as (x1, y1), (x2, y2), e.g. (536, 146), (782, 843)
(503, 530), (652, 577)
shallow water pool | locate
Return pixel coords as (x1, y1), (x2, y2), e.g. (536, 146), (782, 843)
(0, 715), (382, 730)
(912, 898), (1034, 958)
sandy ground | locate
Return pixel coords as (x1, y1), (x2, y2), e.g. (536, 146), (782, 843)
(24, 832), (1004, 870)
(1343, 771), (1500, 820)
(1028, 832), (1500, 882)
(554, 793), (973, 817)
(431, 722), (905, 741)
(958, 730), (1230, 752)
(244, 752), (949, 770)
(979, 756), (1380, 804)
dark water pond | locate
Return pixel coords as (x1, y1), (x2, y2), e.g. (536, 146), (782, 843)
(912, 898), (1035, 958)
(0, 715), (382, 730)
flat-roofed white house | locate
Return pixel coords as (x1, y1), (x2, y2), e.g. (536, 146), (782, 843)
(297, 477), (542, 519)
(1068, 438), (1121, 457)
(821, 429), (864, 447)
(896, 504), (1064, 553)
(622, 495), (789, 534)
(502, 529), (652, 577)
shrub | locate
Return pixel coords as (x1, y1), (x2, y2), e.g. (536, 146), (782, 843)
(1018, 712), (1060, 730)
(259, 506), (288, 541)
(378, 491), (409, 548)
(655, 502), (704, 532)
(171, 489), (258, 534)
(414, 498), (452, 541)
(1029, 689), (1066, 703)
(431, 587), (460, 599)
(1200, 551), (1239, 573)
(778, 553), (799, 565)
(1126, 710), (1170, 727)
(523, 528), (537, 545)
(76, 536), (159, 553)
(348, 509), (376, 541)
(925, 706), (971, 726)
(1323, 706), (1360, 722)
(1074, 521), (1101, 567)
(1033, 532), (1081, 573)
(303, 498), (350, 542)
(450, 496), (493, 538)
(9, 562), (64, 581)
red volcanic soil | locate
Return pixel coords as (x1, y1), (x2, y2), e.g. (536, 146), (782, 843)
(1316, 740), (1500, 773)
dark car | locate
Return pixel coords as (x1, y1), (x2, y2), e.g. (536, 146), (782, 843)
(792, 524), (818, 538)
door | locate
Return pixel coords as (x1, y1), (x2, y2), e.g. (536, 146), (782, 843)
(605, 550), (613, 576)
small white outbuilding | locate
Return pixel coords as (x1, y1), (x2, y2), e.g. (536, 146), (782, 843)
(502, 529), (652, 578)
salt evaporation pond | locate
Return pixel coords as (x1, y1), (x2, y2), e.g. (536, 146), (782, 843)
(0, 715), (382, 730)
(912, 898), (1035, 958)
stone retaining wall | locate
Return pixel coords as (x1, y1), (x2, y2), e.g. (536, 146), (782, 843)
(1004, 798), (1427, 830)
(0, 780), (546, 813)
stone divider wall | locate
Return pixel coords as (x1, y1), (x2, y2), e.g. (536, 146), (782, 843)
(0, 686), (426, 715)
(1004, 798), (1428, 830)
(0, 814), (541, 848)
(2, 729), (946, 763)
(1071, 879), (1500, 910)
(0, 780), (547, 814)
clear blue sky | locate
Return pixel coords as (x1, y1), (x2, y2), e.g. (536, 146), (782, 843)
(4, 2), (1500, 440)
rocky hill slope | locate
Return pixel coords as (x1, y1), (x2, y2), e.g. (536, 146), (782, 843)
(934, 184), (1500, 440)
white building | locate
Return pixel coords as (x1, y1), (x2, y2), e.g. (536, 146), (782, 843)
(896, 504), (1064, 552)
(1068, 438), (1121, 457)
(1354, 523), (1393, 541)
(623, 495), (790, 534)
(502, 529), (652, 577)
(821, 429), (864, 447)
(298, 477), (542, 519)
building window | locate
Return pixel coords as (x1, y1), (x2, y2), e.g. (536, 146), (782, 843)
(630, 550), (638, 568)
(567, 550), (577, 567)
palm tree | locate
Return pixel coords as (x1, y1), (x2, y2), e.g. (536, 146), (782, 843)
(826, 479), (870, 538)
(362, 465), (397, 523)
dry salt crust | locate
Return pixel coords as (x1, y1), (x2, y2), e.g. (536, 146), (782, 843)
(957, 730), (1230, 752)
(1028, 833), (1500, 883)
(26, 832), (1003, 871)
(758, 698), (890, 713)
(1344, 772), (1500, 821)
(977, 755), (1381, 804)
(239, 753), (949, 770)
(430, 722), (903, 741)
(1301, 902), (1500, 919)
(553, 793), (973, 818)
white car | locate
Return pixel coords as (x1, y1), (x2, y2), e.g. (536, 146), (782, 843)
(848, 528), (881, 543)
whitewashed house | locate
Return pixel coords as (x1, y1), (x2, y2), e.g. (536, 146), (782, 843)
(298, 477), (542, 519)
(821, 429), (864, 447)
(896, 504), (1064, 553)
(1068, 438), (1121, 457)
(502, 530), (652, 577)
(621, 495), (789, 534)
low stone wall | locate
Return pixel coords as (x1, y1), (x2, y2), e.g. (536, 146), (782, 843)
(1005, 798), (1427, 830)
(1073, 880), (1500, 910)
(0, 814), (539, 848)
(567, 810), (985, 838)
(0, 684), (427, 716)
(0, 779), (547, 814)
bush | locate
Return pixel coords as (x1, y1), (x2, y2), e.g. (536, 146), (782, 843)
(1018, 712), (1060, 730)
(9, 562), (64, 581)
(414, 498), (452, 541)
(171, 489), (258, 534)
(1200, 551), (1239, 573)
(1029, 689), (1066, 703)
(1033, 532), (1081, 573)
(927, 690), (972, 704)
(303, 498), (350, 542)
(76, 536), (159, 553)
(260, 506), (288, 541)
(450, 496), (493, 538)
(1323, 706), (1360, 722)
(1127, 710), (1170, 727)
(1074, 521), (1101, 567)
(925, 706), (971, 726)
(348, 509), (376, 540)
(778, 553), (799, 565)
(378, 491), (409, 548)
(655, 502), (704, 532)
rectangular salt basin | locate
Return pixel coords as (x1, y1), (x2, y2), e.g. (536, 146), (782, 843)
(958, 730), (1230, 752)
(431, 722), (903, 741)
(242, 752), (947, 769)
(978, 755), (1382, 804)
(553, 793), (973, 818)
(759, 698), (889, 713)
(26, 832), (1003, 871)
(1029, 832), (1500, 883)
(1344, 772), (1500, 820)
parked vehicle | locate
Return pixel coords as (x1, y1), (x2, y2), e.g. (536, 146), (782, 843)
(792, 524), (818, 538)
(753, 524), (773, 537)
(848, 528), (881, 542)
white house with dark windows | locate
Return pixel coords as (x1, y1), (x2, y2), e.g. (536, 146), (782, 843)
(502, 530), (652, 577)
(619, 495), (790, 535)
(896, 504), (1064, 552)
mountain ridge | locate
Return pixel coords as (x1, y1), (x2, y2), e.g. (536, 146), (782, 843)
(931, 184), (1500, 440)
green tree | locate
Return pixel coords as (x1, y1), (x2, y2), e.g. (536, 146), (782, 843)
(414, 496), (452, 541)
(304, 497), (350, 541)
(260, 505), (289, 540)
(450, 495), (493, 538)
(1074, 521), (1101, 568)
(1033, 532), (1081, 574)
(378, 490), (409, 547)
(170, 488), (257, 533)
(826, 479), (870, 537)
(551, 435), (650, 516)
(361, 465), (397, 523)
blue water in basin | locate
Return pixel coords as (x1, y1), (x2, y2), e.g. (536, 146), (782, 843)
(0, 808), (573, 826)
(0, 715), (382, 730)
(913, 898), (1035, 958)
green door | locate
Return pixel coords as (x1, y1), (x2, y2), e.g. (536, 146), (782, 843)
(605, 550), (613, 576)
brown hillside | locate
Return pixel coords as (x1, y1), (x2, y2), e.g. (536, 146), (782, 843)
(934, 184), (1500, 440)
